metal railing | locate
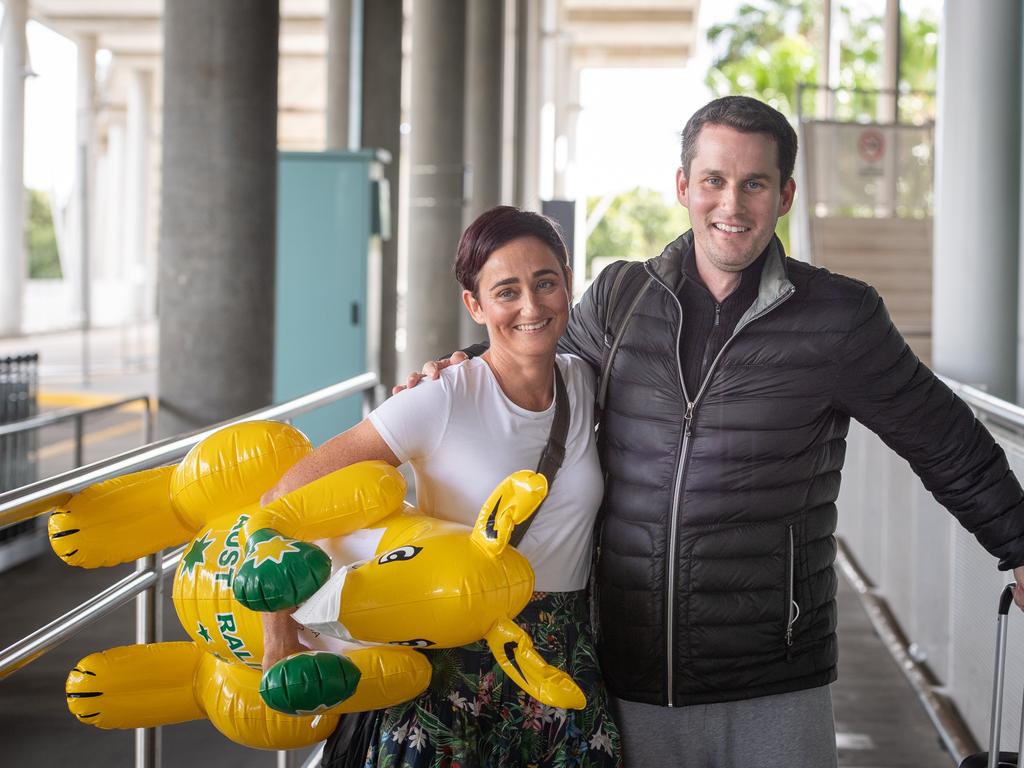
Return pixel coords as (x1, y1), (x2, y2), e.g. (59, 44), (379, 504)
(940, 377), (1024, 436)
(0, 393), (154, 468)
(1, 353), (40, 493)
(0, 371), (378, 768)
(838, 375), (1024, 764)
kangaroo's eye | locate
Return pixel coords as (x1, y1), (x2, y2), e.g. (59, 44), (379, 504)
(378, 545), (422, 565)
(390, 638), (435, 647)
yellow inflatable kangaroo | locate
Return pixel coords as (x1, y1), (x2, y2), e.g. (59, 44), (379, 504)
(49, 421), (583, 751)
(241, 462), (587, 715)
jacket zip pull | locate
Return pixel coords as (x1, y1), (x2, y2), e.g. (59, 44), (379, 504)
(684, 401), (695, 437)
(714, 304), (721, 327)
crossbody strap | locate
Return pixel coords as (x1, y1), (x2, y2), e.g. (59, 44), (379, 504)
(510, 364), (569, 548)
(597, 261), (651, 412)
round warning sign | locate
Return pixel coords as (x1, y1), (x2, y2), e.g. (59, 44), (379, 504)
(857, 128), (885, 163)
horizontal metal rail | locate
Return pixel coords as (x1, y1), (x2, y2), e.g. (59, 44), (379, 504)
(0, 372), (377, 529)
(0, 394), (151, 438)
(942, 377), (1024, 434)
(0, 548), (183, 679)
(0, 371), (376, 674)
(0, 371), (376, 766)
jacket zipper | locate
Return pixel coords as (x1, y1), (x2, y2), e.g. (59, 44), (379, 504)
(646, 265), (691, 707)
(786, 523), (799, 648)
(648, 263), (795, 706)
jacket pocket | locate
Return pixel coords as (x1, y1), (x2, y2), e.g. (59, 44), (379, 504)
(784, 523), (800, 649)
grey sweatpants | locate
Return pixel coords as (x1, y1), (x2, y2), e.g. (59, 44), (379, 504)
(612, 685), (838, 768)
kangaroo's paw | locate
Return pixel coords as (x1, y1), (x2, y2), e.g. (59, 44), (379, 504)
(485, 618), (586, 710)
(232, 528), (332, 612)
(260, 652), (361, 715)
(66, 642), (204, 729)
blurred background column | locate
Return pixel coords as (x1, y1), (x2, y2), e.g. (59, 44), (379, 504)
(69, 34), (97, 329)
(513, 0), (541, 212)
(326, 0), (351, 151)
(360, 0), (403, 390)
(125, 67), (154, 323)
(157, 0), (280, 436)
(461, 0), (504, 346)
(403, 0), (467, 371)
(933, 0), (1021, 401)
(0, 0), (29, 335)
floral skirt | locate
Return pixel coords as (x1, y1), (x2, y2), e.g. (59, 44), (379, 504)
(362, 590), (622, 768)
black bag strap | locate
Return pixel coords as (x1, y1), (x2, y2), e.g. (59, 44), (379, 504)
(510, 363), (569, 548)
(597, 261), (652, 412)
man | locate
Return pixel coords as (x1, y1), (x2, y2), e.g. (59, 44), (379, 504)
(413, 95), (1024, 767)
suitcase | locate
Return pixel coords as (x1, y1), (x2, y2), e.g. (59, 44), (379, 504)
(959, 584), (1022, 768)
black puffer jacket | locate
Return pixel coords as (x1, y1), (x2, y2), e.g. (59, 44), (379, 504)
(562, 232), (1024, 707)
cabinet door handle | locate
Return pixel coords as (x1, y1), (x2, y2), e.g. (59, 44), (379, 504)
(351, 302), (360, 326)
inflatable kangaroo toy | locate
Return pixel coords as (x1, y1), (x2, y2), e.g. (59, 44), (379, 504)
(49, 421), (583, 750)
(234, 460), (587, 715)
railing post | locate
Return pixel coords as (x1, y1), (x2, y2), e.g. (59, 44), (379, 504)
(143, 397), (154, 444)
(135, 552), (163, 768)
(73, 412), (85, 468)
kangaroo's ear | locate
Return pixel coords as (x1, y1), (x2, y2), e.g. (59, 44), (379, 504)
(470, 471), (548, 554)
(484, 618), (586, 710)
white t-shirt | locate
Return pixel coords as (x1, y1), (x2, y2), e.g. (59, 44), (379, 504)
(368, 354), (603, 591)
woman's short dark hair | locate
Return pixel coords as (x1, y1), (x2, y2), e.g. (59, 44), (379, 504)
(680, 95), (798, 188)
(454, 206), (570, 295)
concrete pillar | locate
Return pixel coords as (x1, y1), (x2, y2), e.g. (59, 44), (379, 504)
(880, 0), (900, 122)
(68, 35), (97, 328)
(125, 68), (153, 322)
(552, 17), (575, 200)
(878, 0), (900, 215)
(101, 122), (127, 282)
(461, 0), (504, 345)
(158, 1), (279, 436)
(513, 0), (541, 211)
(933, 0), (1020, 400)
(500, 0), (519, 205)
(817, 0), (832, 117)
(0, 0), (28, 335)
(538, 0), (557, 202)
(326, 0), (351, 150)
(403, 0), (466, 372)
(360, 0), (403, 390)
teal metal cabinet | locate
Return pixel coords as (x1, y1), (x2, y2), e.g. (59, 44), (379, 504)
(275, 150), (388, 445)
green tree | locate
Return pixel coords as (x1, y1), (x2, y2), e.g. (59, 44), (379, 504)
(898, 11), (938, 123)
(586, 188), (690, 275)
(705, 0), (821, 116)
(705, 1), (937, 121)
(27, 189), (62, 279)
(702, 1), (938, 240)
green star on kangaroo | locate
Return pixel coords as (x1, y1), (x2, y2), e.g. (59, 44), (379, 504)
(181, 532), (215, 577)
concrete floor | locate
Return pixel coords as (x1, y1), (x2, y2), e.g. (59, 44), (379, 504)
(0, 552), (956, 767)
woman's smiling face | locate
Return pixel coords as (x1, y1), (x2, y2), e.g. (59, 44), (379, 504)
(462, 236), (572, 361)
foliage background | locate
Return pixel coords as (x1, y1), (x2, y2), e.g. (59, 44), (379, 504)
(584, 0), (938, 273)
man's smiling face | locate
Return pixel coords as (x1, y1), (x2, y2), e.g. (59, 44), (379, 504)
(676, 123), (796, 278)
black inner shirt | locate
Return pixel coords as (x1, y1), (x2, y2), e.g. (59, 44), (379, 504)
(678, 243), (769, 400)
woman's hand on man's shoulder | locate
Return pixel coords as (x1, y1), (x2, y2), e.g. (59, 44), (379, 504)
(391, 350), (470, 394)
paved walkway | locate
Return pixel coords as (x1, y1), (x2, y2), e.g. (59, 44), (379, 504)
(0, 553), (957, 767)
(0, 322), (157, 405)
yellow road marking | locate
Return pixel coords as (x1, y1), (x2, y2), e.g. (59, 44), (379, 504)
(38, 392), (150, 413)
(37, 419), (146, 461)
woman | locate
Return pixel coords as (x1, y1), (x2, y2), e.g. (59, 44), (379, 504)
(262, 206), (621, 767)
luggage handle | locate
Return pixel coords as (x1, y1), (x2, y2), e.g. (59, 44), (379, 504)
(987, 584), (1021, 768)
